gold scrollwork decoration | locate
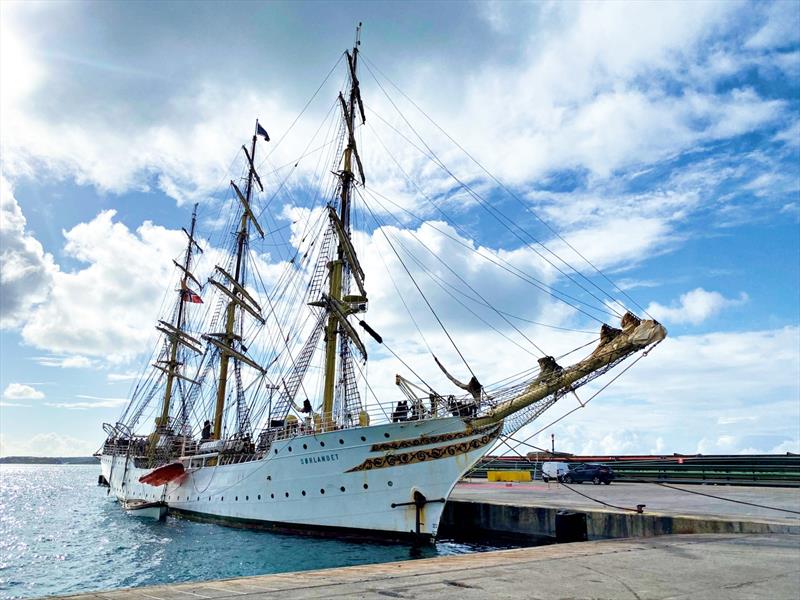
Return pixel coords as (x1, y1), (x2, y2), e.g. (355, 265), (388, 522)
(347, 424), (501, 473)
(369, 423), (499, 452)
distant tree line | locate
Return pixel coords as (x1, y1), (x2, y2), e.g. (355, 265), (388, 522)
(0, 456), (99, 465)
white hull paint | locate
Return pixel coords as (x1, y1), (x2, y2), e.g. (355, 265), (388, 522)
(101, 417), (500, 538)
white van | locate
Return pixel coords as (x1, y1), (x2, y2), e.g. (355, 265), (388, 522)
(541, 461), (570, 482)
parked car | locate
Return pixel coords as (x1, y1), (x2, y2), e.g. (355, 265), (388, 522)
(561, 463), (615, 485)
(541, 461), (570, 483)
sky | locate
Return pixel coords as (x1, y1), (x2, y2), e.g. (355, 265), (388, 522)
(0, 0), (798, 458)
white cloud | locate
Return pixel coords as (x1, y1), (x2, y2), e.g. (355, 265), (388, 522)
(20, 210), (186, 362)
(506, 326), (799, 456)
(106, 371), (140, 382)
(767, 439), (800, 455)
(34, 355), (94, 369)
(744, 1), (800, 50)
(426, 3), (786, 188)
(3, 383), (44, 400)
(45, 395), (128, 410)
(0, 2), (792, 209)
(0, 175), (56, 327)
(717, 415), (757, 425)
(0, 432), (98, 457)
(646, 287), (748, 325)
(773, 120), (800, 147)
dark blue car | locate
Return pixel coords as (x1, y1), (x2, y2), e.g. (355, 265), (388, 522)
(562, 463), (615, 485)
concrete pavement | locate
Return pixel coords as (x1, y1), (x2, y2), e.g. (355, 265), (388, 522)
(452, 480), (800, 523)
(54, 534), (800, 600)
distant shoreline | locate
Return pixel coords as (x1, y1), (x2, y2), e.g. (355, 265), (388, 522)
(0, 456), (99, 465)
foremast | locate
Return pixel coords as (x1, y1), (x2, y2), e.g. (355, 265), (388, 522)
(205, 121), (269, 441)
(151, 204), (203, 446)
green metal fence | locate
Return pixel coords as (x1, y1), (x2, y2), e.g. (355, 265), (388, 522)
(466, 454), (800, 487)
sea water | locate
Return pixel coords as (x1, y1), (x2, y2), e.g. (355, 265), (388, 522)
(0, 465), (519, 599)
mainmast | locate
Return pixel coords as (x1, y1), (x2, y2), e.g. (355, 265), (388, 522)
(206, 120), (268, 440)
(321, 24), (368, 429)
(153, 204), (203, 439)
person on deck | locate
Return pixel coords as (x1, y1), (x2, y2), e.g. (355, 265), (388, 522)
(398, 400), (409, 421)
(300, 399), (313, 430)
(201, 420), (212, 441)
(392, 400), (409, 422)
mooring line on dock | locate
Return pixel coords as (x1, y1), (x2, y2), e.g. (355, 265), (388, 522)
(652, 482), (800, 515)
(558, 481), (645, 513)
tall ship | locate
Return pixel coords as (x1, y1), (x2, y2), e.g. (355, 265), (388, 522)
(99, 27), (666, 539)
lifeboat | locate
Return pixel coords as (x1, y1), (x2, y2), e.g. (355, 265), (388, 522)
(138, 461), (185, 486)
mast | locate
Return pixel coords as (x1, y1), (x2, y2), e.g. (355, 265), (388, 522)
(209, 120), (267, 440)
(154, 204), (202, 439)
(321, 24), (366, 429)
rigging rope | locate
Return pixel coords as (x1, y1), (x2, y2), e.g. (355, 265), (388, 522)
(494, 352), (649, 456)
(363, 125), (614, 326)
(359, 189), (477, 379)
(361, 187), (547, 356)
(361, 82), (623, 320)
(260, 52), (346, 166)
(361, 53), (652, 320)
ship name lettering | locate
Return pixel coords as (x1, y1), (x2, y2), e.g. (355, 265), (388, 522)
(300, 453), (340, 465)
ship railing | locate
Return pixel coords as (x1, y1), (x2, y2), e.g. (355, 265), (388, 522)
(362, 393), (483, 423)
(102, 435), (150, 456)
(180, 451), (264, 468)
(253, 395), (481, 447)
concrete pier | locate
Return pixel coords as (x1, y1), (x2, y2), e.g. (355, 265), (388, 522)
(55, 534), (800, 599)
(47, 481), (800, 599)
(442, 480), (800, 540)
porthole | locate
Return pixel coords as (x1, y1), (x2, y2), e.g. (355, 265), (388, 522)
(258, 494), (261, 500)
(363, 483), (368, 489)
(270, 493), (274, 499)
(360, 436), (366, 442)
(274, 449), (278, 454)
(267, 475), (272, 481)
(339, 439), (344, 445)
(301, 490), (306, 496)
(235, 496), (238, 501)
(320, 441), (325, 447)
(245, 496), (249, 501)
(197, 496), (200, 501)
(384, 433), (390, 438)
(285, 492), (289, 498)
(340, 486), (345, 492)
(221, 496), (224, 501)
(303, 444), (307, 450)
(388, 481), (393, 487)
(208, 496), (211, 501)
(288, 446), (292, 452)
(320, 489), (325, 494)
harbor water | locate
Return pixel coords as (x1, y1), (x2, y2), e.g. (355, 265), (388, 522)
(0, 465), (522, 599)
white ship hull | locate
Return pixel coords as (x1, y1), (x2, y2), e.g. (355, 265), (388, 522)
(101, 417), (500, 539)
